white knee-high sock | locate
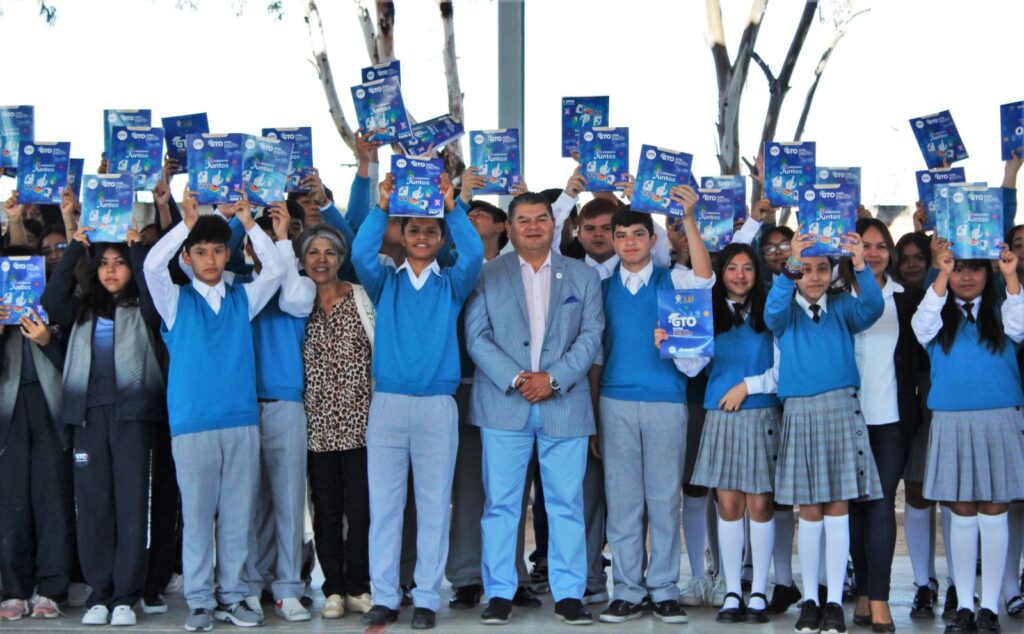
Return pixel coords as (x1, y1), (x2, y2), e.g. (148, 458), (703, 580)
(978, 512), (1009, 613)
(718, 517), (744, 610)
(928, 504), (938, 580)
(823, 515), (850, 605)
(749, 518), (775, 610)
(774, 511), (795, 586)
(798, 518), (824, 605)
(950, 512), (979, 611)
(905, 505), (934, 587)
(942, 505), (956, 584)
(683, 495), (708, 578)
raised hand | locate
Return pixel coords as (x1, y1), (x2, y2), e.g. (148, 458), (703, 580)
(300, 168), (328, 207)
(913, 201), (926, 232)
(790, 233), (816, 261)
(669, 185), (698, 218)
(839, 231), (865, 269)
(126, 220), (142, 247)
(60, 187), (80, 218)
(4, 190), (23, 220)
(153, 180), (171, 208)
(460, 167), (487, 204)
(441, 173), (456, 213)
(268, 201), (290, 240)
(617, 173), (635, 200)
(231, 189), (255, 229)
(565, 166), (587, 198)
(181, 185), (199, 230)
(750, 198), (774, 222)
(378, 173), (395, 213)
(19, 307), (50, 347)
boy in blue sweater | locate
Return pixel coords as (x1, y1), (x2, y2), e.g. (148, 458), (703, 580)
(351, 171), (483, 630)
(143, 188), (283, 632)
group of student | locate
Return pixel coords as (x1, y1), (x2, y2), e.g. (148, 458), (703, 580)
(0, 130), (1023, 634)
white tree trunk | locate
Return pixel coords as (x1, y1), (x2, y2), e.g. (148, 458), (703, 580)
(357, 0), (380, 64)
(306, 0), (357, 153)
(438, 1), (465, 164)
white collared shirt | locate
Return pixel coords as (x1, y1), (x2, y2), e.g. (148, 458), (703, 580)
(586, 253), (620, 281)
(795, 292), (828, 320)
(520, 253), (552, 372)
(912, 284), (1024, 345)
(396, 260), (441, 291)
(853, 275), (902, 425)
(191, 277), (227, 313)
(619, 260), (654, 295)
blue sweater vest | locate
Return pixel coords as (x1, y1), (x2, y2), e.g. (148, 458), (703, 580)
(927, 321), (1024, 411)
(251, 291), (306, 403)
(704, 319), (780, 410)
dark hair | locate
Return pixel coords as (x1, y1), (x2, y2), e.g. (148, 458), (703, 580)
(836, 217), (896, 291)
(1004, 224), (1024, 248)
(140, 223), (159, 235)
(183, 215), (232, 251)
(936, 259), (1004, 355)
(762, 225), (794, 243)
(610, 206), (653, 236)
(579, 197), (620, 222)
(77, 243), (139, 324)
(286, 186), (334, 220)
(23, 218), (43, 239)
(38, 224), (66, 245)
(894, 231), (931, 273)
(712, 243), (767, 335)
(508, 192), (553, 221)
(468, 200), (508, 248)
(399, 215), (446, 234)
(2, 244), (37, 257)
(254, 215), (274, 233)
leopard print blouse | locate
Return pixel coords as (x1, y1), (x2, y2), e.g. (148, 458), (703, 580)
(302, 291), (372, 452)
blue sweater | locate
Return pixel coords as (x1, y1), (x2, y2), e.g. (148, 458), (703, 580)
(926, 321), (1024, 411)
(250, 287), (306, 403)
(351, 201), (483, 396)
(765, 267), (884, 400)
(600, 266), (687, 403)
(704, 319), (780, 410)
(162, 283), (258, 436)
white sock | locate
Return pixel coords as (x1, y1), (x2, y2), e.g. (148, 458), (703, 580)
(718, 517), (744, 610)
(774, 511), (795, 586)
(823, 515), (850, 605)
(798, 518), (824, 605)
(749, 518), (775, 611)
(1003, 505), (1024, 602)
(942, 505), (956, 584)
(683, 495), (708, 578)
(928, 504), (938, 580)
(978, 512), (1009, 613)
(949, 512), (979, 611)
(905, 505), (934, 587)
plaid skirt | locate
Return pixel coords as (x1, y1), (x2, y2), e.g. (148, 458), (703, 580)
(689, 406), (781, 494)
(774, 388), (883, 505)
(923, 407), (1024, 503)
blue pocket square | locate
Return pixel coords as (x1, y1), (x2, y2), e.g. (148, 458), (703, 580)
(563, 296), (579, 305)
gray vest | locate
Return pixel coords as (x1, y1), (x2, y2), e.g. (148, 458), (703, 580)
(0, 329), (65, 452)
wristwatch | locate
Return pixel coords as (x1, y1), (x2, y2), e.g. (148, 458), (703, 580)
(548, 376), (561, 392)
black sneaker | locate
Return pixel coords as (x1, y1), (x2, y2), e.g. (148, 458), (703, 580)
(975, 607), (1000, 632)
(944, 607), (975, 632)
(716, 592), (745, 623)
(652, 599), (687, 624)
(942, 585), (959, 622)
(529, 558), (550, 594)
(598, 600), (641, 624)
(794, 600), (822, 634)
(554, 598), (593, 625)
(401, 584), (414, 607)
(911, 584), (935, 619)
(818, 585), (829, 609)
(745, 592), (770, 624)
(361, 605), (399, 626)
(929, 577), (940, 606)
(449, 584), (483, 609)
(480, 598), (512, 625)
(1007, 594), (1024, 618)
(769, 584), (803, 614)
(820, 602), (846, 634)
(512, 586), (542, 608)
(411, 607), (436, 630)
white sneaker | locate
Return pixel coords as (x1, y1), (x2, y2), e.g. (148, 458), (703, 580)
(322, 594), (345, 619)
(709, 575), (727, 607)
(81, 605), (110, 626)
(274, 597), (311, 622)
(67, 583), (92, 608)
(243, 595), (264, 619)
(163, 573), (184, 595)
(344, 592), (372, 614)
(679, 577), (709, 607)
(110, 605), (137, 626)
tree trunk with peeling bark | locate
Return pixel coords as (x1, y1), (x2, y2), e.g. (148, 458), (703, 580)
(305, 0), (356, 153)
(439, 0), (465, 168)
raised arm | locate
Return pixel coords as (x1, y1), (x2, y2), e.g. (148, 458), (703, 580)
(143, 187), (198, 329)
(672, 185), (713, 281)
(998, 245), (1024, 343)
(911, 245), (953, 346)
(227, 195), (283, 319)
(841, 232), (884, 333)
(550, 167), (585, 253)
(40, 231), (87, 328)
(1004, 151), (1022, 232)
(267, 201), (314, 318)
(350, 174), (395, 303)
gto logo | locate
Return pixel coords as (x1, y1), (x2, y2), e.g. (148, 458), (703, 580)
(667, 313), (697, 328)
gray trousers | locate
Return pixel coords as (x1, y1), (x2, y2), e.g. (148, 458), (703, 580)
(172, 426), (260, 610)
(243, 400), (308, 600)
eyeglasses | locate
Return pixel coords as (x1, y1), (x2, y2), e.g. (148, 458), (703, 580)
(761, 242), (791, 256)
(41, 243), (68, 256)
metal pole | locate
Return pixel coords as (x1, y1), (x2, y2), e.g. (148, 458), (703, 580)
(498, 0), (524, 207)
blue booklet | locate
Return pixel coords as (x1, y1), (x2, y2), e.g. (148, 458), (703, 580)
(16, 141), (70, 205)
(764, 141), (815, 207)
(162, 113), (209, 173)
(632, 144), (693, 216)
(796, 183), (858, 257)
(695, 189), (735, 252)
(1001, 101), (1024, 161)
(0, 256), (47, 325)
(561, 96), (609, 157)
(103, 109), (151, 158)
(351, 76), (412, 144)
(0, 105), (34, 173)
(109, 126), (164, 192)
(242, 134), (293, 207)
(909, 110), (968, 168)
(946, 185), (1004, 259)
(361, 59), (401, 83)
(402, 114), (464, 157)
(186, 133), (245, 205)
(658, 288), (714, 360)
(816, 166), (861, 207)
(469, 129), (522, 195)
(67, 158), (84, 199)
(579, 126), (629, 192)
(81, 173), (134, 243)
(915, 167), (965, 231)
(262, 127), (313, 193)
(701, 175), (747, 221)
(933, 181), (983, 240)
(389, 155), (444, 218)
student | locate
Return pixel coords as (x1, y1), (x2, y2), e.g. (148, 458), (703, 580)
(911, 245), (1024, 634)
(761, 225), (796, 283)
(143, 189), (283, 632)
(350, 171), (483, 630)
(596, 197), (712, 625)
(894, 232), (931, 289)
(764, 230), (884, 634)
(689, 242), (780, 624)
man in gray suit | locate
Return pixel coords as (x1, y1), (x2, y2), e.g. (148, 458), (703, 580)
(464, 192), (604, 626)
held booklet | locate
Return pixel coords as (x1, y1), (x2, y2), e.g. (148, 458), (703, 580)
(0, 105), (34, 173)
(701, 175), (747, 221)
(695, 188), (735, 252)
(816, 166), (861, 208)
(561, 96), (609, 157)
(0, 256), (48, 325)
(361, 59), (401, 83)
(242, 135), (294, 207)
(162, 113), (209, 173)
(796, 183), (858, 257)
(468, 129), (522, 195)
(632, 144), (693, 216)
(81, 173), (135, 243)
(579, 126), (629, 193)
(67, 158), (84, 199)
(764, 141), (816, 207)
(402, 114), (464, 157)
(16, 141), (71, 205)
(388, 155), (444, 218)
(915, 167), (966, 231)
(946, 185), (1004, 260)
(351, 76), (412, 144)
(261, 127), (312, 193)
(186, 133), (245, 205)
(933, 181), (984, 241)
(1001, 101), (1024, 161)
(658, 288), (714, 360)
(909, 110), (968, 168)
(109, 126), (164, 192)
(103, 109), (151, 158)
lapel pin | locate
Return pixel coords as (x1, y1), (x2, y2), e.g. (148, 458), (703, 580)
(555, 272), (563, 279)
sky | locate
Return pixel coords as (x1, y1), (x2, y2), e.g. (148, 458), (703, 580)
(1, 0), (1021, 235)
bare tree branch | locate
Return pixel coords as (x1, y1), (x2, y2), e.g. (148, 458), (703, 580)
(376, 1), (395, 61)
(750, 51), (776, 87)
(704, 0), (730, 96)
(305, 0), (357, 154)
(356, 0), (379, 64)
(439, 0), (465, 164)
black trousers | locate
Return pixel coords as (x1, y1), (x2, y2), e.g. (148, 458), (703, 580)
(308, 447), (371, 597)
(0, 382), (73, 601)
(73, 406), (153, 608)
(849, 422), (909, 602)
(144, 417), (180, 599)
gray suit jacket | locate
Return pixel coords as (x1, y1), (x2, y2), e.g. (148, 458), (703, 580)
(465, 251), (604, 438)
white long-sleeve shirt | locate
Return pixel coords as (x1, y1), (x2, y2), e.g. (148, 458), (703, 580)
(911, 285), (1024, 346)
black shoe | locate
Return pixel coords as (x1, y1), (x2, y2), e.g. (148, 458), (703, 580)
(910, 584), (935, 619)
(640, 594), (653, 610)
(480, 598), (512, 625)
(401, 584), (414, 607)
(871, 622), (896, 633)
(929, 577), (940, 606)
(598, 600), (641, 623)
(742, 564), (754, 592)
(795, 600), (823, 633)
(411, 607), (436, 630)
(299, 595), (313, 608)
(975, 607), (1000, 632)
(944, 607), (976, 632)
(512, 586), (542, 608)
(818, 585), (829, 610)
(769, 584), (803, 614)
(716, 592), (746, 623)
(529, 558), (550, 594)
(554, 598), (593, 625)
(821, 602), (846, 634)
(1007, 595), (1024, 618)
(745, 592), (770, 624)
(942, 586), (959, 622)
(449, 584), (483, 610)
(652, 599), (687, 624)
(853, 612), (871, 627)
(361, 605), (399, 626)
